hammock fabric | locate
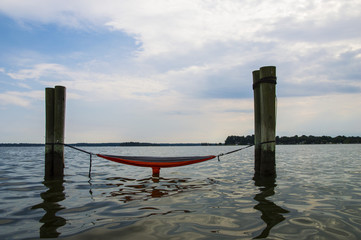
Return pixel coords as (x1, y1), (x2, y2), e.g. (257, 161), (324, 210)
(97, 154), (216, 176)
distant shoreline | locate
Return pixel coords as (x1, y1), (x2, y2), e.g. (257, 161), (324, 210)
(1, 135), (361, 147)
(0, 142), (222, 147)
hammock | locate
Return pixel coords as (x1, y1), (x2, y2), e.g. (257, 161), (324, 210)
(60, 141), (275, 177)
(97, 154), (217, 176)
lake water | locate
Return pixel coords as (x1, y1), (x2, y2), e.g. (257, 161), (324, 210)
(0, 144), (360, 239)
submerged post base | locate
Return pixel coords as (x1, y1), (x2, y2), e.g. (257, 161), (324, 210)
(152, 167), (160, 177)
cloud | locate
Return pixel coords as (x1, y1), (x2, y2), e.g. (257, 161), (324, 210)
(0, 90), (42, 107)
(2, 0), (359, 57)
(2, 1), (360, 81)
(0, 0), (107, 29)
(1, 0), (361, 142)
(7, 63), (67, 80)
(5, 63), (167, 102)
(277, 93), (361, 137)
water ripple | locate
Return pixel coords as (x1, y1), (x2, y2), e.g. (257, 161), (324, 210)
(0, 145), (361, 239)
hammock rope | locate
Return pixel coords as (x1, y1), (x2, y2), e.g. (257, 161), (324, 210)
(216, 140), (276, 161)
(46, 143), (95, 178)
(62, 144), (94, 178)
(49, 140), (276, 178)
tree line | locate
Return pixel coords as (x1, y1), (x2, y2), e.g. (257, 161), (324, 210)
(225, 135), (361, 145)
(1, 135), (360, 147)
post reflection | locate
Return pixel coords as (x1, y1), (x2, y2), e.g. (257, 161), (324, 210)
(253, 175), (289, 239)
(32, 179), (66, 238)
(107, 176), (202, 203)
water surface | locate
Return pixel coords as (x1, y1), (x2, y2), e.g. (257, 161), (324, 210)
(0, 144), (360, 239)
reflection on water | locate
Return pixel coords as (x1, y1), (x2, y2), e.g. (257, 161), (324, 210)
(32, 179), (66, 238)
(106, 176), (214, 203)
(253, 175), (289, 239)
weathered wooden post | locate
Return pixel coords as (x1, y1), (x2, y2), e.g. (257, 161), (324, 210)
(45, 88), (55, 179)
(53, 86), (66, 177)
(45, 86), (66, 179)
(253, 66), (277, 176)
(252, 70), (261, 175)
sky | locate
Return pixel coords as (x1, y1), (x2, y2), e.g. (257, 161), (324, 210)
(0, 0), (361, 143)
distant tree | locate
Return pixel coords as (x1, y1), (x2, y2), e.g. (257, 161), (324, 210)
(225, 135), (254, 145)
(225, 135), (361, 145)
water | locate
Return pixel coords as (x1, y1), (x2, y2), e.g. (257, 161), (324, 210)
(0, 145), (360, 239)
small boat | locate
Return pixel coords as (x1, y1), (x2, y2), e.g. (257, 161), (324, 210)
(97, 154), (217, 176)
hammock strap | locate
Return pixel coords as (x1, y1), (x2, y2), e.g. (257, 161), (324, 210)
(217, 140), (276, 161)
(62, 144), (94, 178)
(47, 143), (95, 178)
(252, 76), (277, 89)
(62, 143), (94, 155)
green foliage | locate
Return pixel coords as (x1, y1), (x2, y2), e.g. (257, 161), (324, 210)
(224, 135), (361, 145)
(225, 135), (254, 145)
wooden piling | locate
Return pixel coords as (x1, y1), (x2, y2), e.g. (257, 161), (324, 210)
(252, 70), (261, 175)
(253, 66), (277, 176)
(45, 88), (55, 179)
(45, 86), (66, 179)
(259, 66), (276, 176)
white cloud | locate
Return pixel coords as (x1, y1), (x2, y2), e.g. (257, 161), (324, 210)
(2, 0), (360, 58)
(6, 63), (167, 102)
(7, 63), (67, 80)
(0, 90), (43, 107)
(2, 1), (361, 93)
(277, 93), (361, 136)
(1, 0), (361, 142)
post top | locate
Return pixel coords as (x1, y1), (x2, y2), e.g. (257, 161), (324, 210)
(252, 70), (260, 84)
(55, 85), (66, 89)
(259, 66), (276, 78)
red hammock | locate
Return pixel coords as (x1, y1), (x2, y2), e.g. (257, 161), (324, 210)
(62, 143), (270, 178)
(97, 154), (216, 176)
